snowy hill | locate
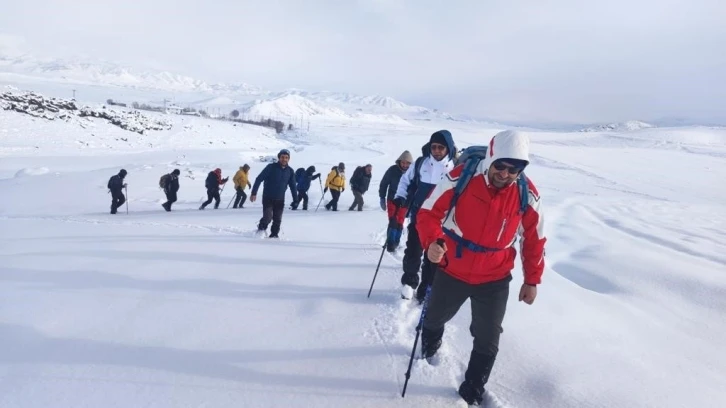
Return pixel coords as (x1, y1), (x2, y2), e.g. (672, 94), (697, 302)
(579, 120), (654, 132)
(239, 94), (411, 125)
(0, 54), (262, 95)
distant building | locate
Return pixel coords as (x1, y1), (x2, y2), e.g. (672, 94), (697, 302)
(165, 105), (183, 114)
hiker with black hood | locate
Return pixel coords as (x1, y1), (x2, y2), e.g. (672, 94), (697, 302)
(161, 169), (181, 211)
(250, 149), (298, 238)
(323, 162), (346, 211)
(379, 150), (413, 251)
(108, 169), (128, 214)
(348, 164), (372, 211)
(392, 130), (456, 302)
(199, 168), (228, 210)
(290, 166), (321, 210)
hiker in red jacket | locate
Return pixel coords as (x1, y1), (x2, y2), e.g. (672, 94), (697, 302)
(415, 130), (547, 406)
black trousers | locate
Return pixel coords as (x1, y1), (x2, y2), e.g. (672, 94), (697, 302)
(292, 191), (309, 210)
(400, 219), (434, 291)
(110, 190), (125, 214)
(201, 188), (220, 209)
(233, 187), (247, 208)
(163, 191), (177, 210)
(258, 197), (285, 235)
(325, 189), (341, 211)
(423, 270), (511, 357)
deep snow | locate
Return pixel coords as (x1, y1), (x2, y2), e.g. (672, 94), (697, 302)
(1, 97), (726, 408)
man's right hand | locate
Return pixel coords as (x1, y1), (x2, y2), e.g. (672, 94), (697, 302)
(427, 240), (447, 263)
(379, 197), (386, 211)
(323, 187), (328, 193)
(250, 195), (256, 202)
(393, 197), (405, 208)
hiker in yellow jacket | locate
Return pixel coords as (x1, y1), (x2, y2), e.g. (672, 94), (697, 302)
(232, 164), (252, 208)
(323, 162), (346, 211)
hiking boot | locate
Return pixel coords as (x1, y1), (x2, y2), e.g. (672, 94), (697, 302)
(421, 326), (443, 359)
(458, 350), (497, 405)
(458, 379), (485, 406)
(268, 233), (279, 238)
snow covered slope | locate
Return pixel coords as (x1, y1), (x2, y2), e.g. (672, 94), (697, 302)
(579, 120), (654, 132)
(1, 93), (725, 408)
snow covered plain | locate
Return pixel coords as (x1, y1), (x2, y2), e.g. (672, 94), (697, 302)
(1, 102), (726, 408)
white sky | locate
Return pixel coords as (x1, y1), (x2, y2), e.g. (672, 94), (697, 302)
(1, 0), (725, 124)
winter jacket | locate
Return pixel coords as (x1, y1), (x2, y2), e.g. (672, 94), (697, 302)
(251, 162), (298, 202)
(416, 131), (546, 286)
(205, 171), (224, 190)
(296, 166), (321, 193)
(325, 167), (346, 191)
(350, 167), (372, 194)
(108, 175), (125, 192)
(164, 174), (180, 194)
(394, 131), (456, 219)
(233, 168), (250, 189)
(379, 163), (406, 201)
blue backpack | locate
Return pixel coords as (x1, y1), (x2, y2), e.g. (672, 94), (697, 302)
(295, 168), (306, 185)
(444, 145), (529, 258)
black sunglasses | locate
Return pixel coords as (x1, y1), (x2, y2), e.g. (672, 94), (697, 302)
(492, 161), (523, 174)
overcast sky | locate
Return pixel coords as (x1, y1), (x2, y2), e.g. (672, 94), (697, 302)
(1, 0), (725, 124)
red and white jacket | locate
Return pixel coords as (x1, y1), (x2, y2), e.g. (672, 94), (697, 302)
(416, 130), (546, 285)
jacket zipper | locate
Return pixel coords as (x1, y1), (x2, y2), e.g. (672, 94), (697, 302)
(497, 219), (507, 242)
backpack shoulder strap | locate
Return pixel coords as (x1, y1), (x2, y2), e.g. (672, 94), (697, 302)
(516, 172), (529, 214)
(412, 156), (425, 186)
(448, 158), (481, 210)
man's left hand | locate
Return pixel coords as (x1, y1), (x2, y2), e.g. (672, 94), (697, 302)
(518, 284), (537, 305)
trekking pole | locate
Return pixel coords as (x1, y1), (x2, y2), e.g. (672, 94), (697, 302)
(315, 190), (326, 212)
(402, 238), (445, 398)
(124, 186), (129, 214)
(226, 193), (235, 209)
(367, 243), (387, 298)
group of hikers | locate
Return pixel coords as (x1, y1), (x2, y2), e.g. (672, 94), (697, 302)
(105, 129), (546, 406)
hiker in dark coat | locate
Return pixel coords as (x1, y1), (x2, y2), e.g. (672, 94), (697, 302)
(348, 164), (373, 211)
(108, 169), (128, 214)
(162, 169), (181, 211)
(199, 168), (228, 210)
(379, 150), (413, 251)
(290, 166), (321, 210)
(250, 149), (298, 238)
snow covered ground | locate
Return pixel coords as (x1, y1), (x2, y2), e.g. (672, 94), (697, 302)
(1, 100), (726, 408)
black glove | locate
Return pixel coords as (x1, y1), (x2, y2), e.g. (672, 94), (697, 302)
(379, 197), (386, 211)
(324, 187), (328, 193)
(393, 197), (405, 208)
(222, 177), (229, 183)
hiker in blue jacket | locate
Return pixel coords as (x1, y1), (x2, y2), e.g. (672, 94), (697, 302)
(290, 166), (321, 210)
(250, 149), (298, 238)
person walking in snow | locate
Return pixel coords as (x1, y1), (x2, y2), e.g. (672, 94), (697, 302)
(393, 130), (456, 302)
(232, 164), (252, 208)
(108, 168), (128, 214)
(323, 162), (346, 211)
(290, 166), (321, 210)
(161, 169), (180, 211)
(416, 130), (546, 406)
(250, 149), (298, 238)
(348, 164), (372, 211)
(199, 168), (228, 210)
(378, 150), (413, 251)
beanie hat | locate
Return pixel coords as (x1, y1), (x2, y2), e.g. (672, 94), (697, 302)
(214, 168), (221, 174)
(119, 169), (127, 177)
(278, 149), (291, 158)
(171, 169), (180, 175)
(338, 162), (345, 170)
(242, 164), (250, 170)
(430, 130), (449, 147)
(397, 150), (413, 163)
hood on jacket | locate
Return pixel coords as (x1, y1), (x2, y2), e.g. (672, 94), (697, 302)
(421, 130), (456, 161)
(214, 168), (222, 175)
(481, 130), (530, 172)
(306, 165), (316, 173)
(396, 150), (413, 164)
(241, 164), (250, 171)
